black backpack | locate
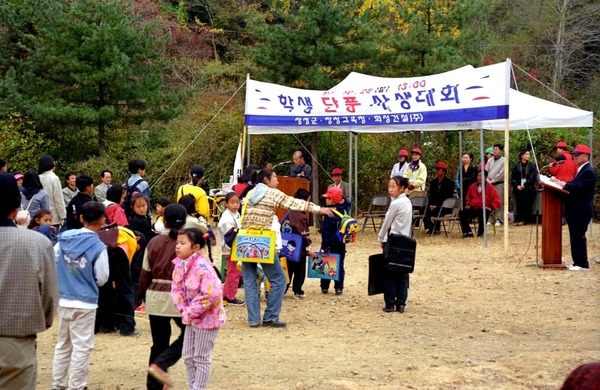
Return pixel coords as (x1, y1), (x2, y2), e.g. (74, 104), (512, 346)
(123, 178), (144, 219)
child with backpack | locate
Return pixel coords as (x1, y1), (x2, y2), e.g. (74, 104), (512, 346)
(320, 186), (351, 295)
(124, 159), (149, 219)
(282, 188), (315, 299)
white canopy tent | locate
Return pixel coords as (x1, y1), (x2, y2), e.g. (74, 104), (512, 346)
(243, 60), (593, 247)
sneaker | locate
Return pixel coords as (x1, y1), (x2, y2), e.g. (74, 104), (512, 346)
(396, 305), (406, 313)
(568, 265), (590, 272)
(148, 364), (174, 387)
(135, 304), (146, 314)
(321, 288), (329, 294)
(121, 328), (140, 337)
(335, 288), (343, 295)
(293, 293), (306, 299)
(486, 221), (492, 226)
(495, 221), (502, 227)
(262, 319), (287, 328)
(224, 297), (245, 306)
(463, 232), (474, 238)
(382, 306), (394, 313)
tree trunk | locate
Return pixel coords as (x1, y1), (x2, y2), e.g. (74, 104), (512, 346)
(552, 0), (570, 97)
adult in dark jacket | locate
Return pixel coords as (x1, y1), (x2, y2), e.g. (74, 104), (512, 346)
(65, 175), (94, 230)
(425, 162), (455, 234)
(455, 152), (478, 205)
(550, 144), (597, 271)
(511, 149), (538, 226)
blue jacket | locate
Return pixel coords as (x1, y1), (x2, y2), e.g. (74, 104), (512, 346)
(56, 229), (106, 304)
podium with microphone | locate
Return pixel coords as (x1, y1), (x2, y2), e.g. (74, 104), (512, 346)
(538, 175), (568, 268)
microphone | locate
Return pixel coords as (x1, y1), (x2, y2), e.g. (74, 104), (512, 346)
(272, 160), (292, 169)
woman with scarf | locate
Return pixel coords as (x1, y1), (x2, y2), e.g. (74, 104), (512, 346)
(18, 170), (50, 226)
(511, 149), (538, 226)
(240, 168), (333, 328)
(402, 148), (428, 195)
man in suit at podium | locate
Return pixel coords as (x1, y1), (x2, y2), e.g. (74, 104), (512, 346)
(288, 151), (312, 181)
(551, 144), (596, 271)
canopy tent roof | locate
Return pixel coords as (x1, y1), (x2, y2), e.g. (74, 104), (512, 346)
(244, 61), (593, 134)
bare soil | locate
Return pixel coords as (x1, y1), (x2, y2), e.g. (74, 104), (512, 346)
(36, 223), (600, 389)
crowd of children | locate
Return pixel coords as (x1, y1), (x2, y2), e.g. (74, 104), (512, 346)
(4, 154), (364, 389)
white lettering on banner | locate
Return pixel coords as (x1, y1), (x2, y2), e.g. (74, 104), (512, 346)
(245, 61), (510, 131)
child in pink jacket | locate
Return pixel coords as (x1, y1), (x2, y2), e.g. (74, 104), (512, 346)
(171, 228), (226, 390)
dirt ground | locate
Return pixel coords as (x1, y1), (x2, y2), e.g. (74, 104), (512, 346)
(36, 222), (600, 389)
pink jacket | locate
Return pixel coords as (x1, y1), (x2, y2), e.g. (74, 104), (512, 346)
(171, 252), (226, 329)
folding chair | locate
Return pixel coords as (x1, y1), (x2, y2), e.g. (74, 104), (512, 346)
(361, 195), (391, 232)
(430, 198), (461, 237)
(410, 196), (428, 236)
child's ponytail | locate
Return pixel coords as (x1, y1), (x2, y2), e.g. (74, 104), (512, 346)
(163, 204), (188, 239)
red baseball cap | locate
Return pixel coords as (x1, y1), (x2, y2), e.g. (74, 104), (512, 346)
(556, 141), (568, 149)
(397, 149), (408, 157)
(434, 161), (447, 170)
(411, 147), (422, 155)
(572, 144), (591, 155)
(322, 187), (343, 204)
(331, 168), (343, 175)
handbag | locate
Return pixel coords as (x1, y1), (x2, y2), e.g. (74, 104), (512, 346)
(279, 224), (303, 262)
(230, 227), (276, 264)
(383, 233), (416, 273)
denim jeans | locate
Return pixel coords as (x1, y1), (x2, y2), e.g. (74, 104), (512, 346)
(242, 258), (286, 325)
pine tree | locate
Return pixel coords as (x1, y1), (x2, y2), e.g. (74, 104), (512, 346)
(0, 0), (183, 152)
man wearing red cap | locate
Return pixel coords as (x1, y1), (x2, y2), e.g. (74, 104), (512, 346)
(550, 144), (596, 271)
(424, 162), (455, 235)
(402, 147), (427, 195)
(390, 149), (409, 178)
(548, 141), (577, 182)
(328, 168), (349, 200)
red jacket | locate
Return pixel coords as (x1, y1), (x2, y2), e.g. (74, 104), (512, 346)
(548, 152), (577, 182)
(465, 182), (501, 210)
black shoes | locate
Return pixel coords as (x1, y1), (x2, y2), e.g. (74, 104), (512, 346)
(335, 288), (343, 295)
(396, 305), (406, 313)
(262, 319), (287, 328)
(382, 307), (395, 313)
(463, 232), (474, 238)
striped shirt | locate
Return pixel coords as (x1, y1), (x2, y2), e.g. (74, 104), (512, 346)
(241, 187), (321, 230)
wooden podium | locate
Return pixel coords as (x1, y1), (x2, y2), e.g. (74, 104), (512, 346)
(276, 176), (310, 221)
(540, 182), (569, 268)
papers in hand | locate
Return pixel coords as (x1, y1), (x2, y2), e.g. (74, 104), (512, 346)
(539, 175), (563, 190)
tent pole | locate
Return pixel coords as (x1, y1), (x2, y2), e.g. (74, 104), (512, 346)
(590, 128), (594, 236)
(503, 119), (510, 251)
(241, 126), (247, 164)
(354, 132), (358, 217)
(480, 129), (488, 247)
(348, 132), (353, 216)
(458, 131), (463, 210)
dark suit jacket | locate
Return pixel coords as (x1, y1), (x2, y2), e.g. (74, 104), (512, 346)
(563, 162), (596, 223)
(428, 176), (455, 209)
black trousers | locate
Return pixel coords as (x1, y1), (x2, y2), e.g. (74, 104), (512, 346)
(383, 272), (409, 308)
(147, 315), (185, 390)
(459, 208), (492, 236)
(566, 216), (589, 268)
(96, 248), (136, 334)
(287, 255), (307, 294)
